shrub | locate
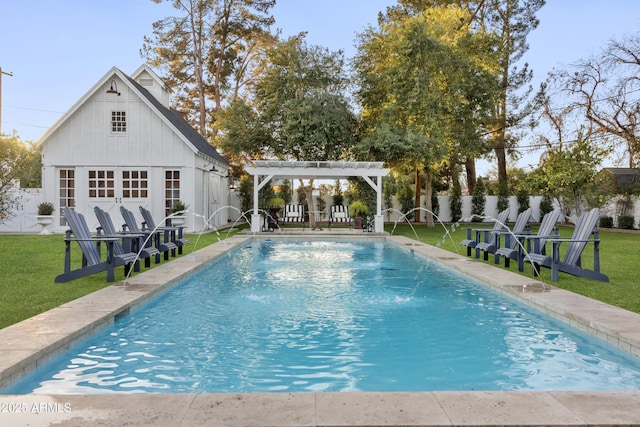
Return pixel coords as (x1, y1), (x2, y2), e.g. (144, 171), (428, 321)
(37, 202), (55, 216)
(599, 216), (614, 228)
(617, 215), (635, 229)
(450, 177), (462, 223)
(471, 177), (486, 222)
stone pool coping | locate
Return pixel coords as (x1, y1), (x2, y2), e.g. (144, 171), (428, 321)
(1, 233), (640, 426)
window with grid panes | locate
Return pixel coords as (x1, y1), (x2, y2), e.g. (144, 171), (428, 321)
(111, 111), (127, 133)
(88, 170), (115, 198)
(122, 170), (148, 198)
(165, 170), (181, 216)
(59, 169), (75, 226)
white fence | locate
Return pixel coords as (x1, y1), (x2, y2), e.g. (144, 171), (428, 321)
(2, 188), (638, 233)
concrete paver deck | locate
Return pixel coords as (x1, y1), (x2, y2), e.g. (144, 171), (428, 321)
(1, 232), (640, 426)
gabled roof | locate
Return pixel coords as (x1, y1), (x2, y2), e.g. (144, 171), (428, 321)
(603, 167), (639, 189)
(37, 65), (228, 166)
(124, 73), (227, 165)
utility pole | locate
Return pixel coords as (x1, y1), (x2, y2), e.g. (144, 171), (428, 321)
(0, 67), (14, 135)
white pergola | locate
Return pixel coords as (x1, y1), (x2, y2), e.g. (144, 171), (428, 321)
(245, 160), (390, 232)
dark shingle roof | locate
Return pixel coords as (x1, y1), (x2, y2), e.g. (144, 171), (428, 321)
(125, 75), (228, 166)
(603, 168), (639, 189)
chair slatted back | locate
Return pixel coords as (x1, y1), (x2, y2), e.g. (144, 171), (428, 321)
(120, 206), (143, 233)
(94, 207), (129, 255)
(139, 206), (159, 229)
(536, 208), (561, 249)
(564, 208), (600, 266)
(505, 208), (531, 249)
(63, 207), (102, 266)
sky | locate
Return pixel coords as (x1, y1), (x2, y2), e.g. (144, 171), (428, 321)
(1, 0), (640, 173)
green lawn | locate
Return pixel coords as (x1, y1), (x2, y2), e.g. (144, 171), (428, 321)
(0, 223), (637, 330)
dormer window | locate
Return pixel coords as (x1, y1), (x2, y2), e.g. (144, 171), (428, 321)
(111, 111), (127, 133)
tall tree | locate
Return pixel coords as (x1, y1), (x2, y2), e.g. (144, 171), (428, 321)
(553, 33), (640, 168)
(476, 0), (545, 183)
(354, 5), (499, 227)
(216, 37), (358, 228)
(142, 0), (276, 138)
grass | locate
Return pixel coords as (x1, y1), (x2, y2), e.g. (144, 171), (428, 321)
(0, 222), (637, 330)
(0, 228), (245, 329)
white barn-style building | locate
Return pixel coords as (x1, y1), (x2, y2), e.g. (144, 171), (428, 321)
(37, 65), (230, 233)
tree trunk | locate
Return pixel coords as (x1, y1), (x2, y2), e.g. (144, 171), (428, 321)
(465, 158), (477, 195)
(414, 168), (421, 222)
(299, 179), (316, 229)
(424, 167), (434, 228)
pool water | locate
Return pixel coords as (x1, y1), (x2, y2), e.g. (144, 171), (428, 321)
(5, 238), (640, 394)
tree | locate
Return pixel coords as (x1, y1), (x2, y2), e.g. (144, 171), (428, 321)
(449, 172), (463, 223)
(354, 4), (499, 227)
(143, 0), (276, 138)
(476, 0), (545, 182)
(553, 32), (640, 168)
(0, 133), (40, 223)
(528, 132), (609, 218)
(216, 37), (358, 228)
(471, 176), (486, 221)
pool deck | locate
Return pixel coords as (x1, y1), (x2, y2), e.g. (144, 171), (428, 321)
(2, 231), (640, 426)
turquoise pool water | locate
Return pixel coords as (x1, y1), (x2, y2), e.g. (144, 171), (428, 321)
(5, 238), (640, 394)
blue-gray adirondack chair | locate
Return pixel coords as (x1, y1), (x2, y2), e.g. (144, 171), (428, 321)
(495, 208), (561, 271)
(461, 208), (510, 258)
(55, 207), (138, 283)
(476, 208), (532, 261)
(139, 206), (189, 255)
(120, 206), (177, 261)
(280, 204), (306, 230)
(523, 207), (609, 282)
(94, 206), (160, 268)
(329, 205), (352, 230)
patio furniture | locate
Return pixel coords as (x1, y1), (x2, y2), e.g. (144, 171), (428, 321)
(328, 205), (352, 230)
(461, 208), (510, 258)
(94, 206), (160, 268)
(55, 207), (138, 283)
(280, 204), (306, 230)
(476, 208), (532, 261)
(495, 208), (561, 271)
(120, 206), (177, 261)
(139, 206), (189, 254)
(523, 207), (609, 282)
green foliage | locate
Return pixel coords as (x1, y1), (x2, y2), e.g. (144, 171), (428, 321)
(449, 175), (463, 223)
(600, 216), (614, 228)
(354, 4), (500, 202)
(497, 178), (510, 212)
(278, 180), (292, 205)
(383, 176), (396, 220)
(529, 132), (608, 216)
(171, 200), (189, 213)
(349, 200), (370, 217)
(617, 215), (635, 229)
(316, 187), (327, 214)
(471, 177), (486, 221)
(396, 178), (415, 220)
(237, 175), (253, 213)
(220, 37), (357, 163)
(332, 180), (344, 206)
(37, 202), (55, 216)
(539, 194), (554, 218)
(1, 133), (40, 223)
(516, 189), (530, 213)
(267, 197), (285, 209)
(143, 0), (276, 135)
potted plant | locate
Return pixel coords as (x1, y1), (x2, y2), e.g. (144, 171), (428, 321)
(170, 200), (189, 226)
(36, 202), (55, 235)
(349, 200), (370, 230)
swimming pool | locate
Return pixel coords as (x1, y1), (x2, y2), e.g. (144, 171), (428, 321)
(4, 238), (640, 394)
